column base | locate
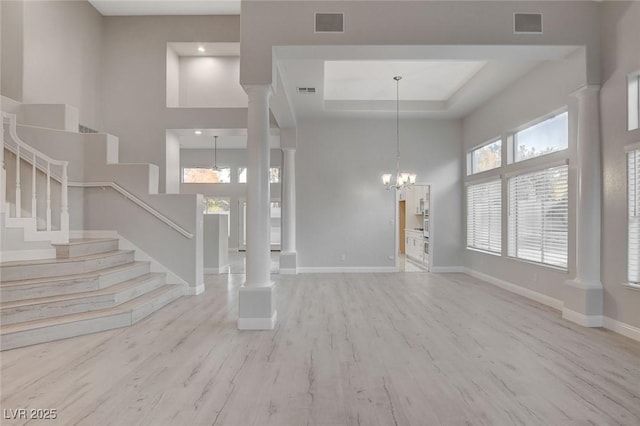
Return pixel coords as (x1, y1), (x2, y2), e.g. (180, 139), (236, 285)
(562, 278), (603, 327)
(238, 284), (277, 330)
(279, 251), (297, 275)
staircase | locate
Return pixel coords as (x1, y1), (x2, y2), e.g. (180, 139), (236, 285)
(0, 237), (183, 350)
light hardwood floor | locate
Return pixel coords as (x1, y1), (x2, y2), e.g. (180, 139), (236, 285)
(1, 271), (640, 425)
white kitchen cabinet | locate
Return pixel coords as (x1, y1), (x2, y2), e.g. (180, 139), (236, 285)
(405, 229), (425, 263)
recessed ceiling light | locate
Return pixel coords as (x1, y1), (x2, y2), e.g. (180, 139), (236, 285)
(195, 130), (202, 135)
(197, 46), (205, 53)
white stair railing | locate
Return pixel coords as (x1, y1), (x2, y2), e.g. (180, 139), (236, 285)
(1, 112), (69, 243)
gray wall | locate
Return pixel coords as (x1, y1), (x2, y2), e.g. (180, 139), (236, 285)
(297, 117), (462, 269)
(101, 15), (244, 192)
(462, 50), (585, 302)
(600, 1), (640, 329)
(179, 148), (282, 250)
(20, 0), (104, 130)
(240, 1), (601, 86)
(178, 56), (246, 108)
(166, 45), (180, 108)
(1, 0), (23, 102)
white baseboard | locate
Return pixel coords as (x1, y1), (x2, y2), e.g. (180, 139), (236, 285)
(464, 268), (564, 311)
(238, 310), (277, 330)
(603, 316), (640, 342)
(463, 268), (640, 342)
(204, 265), (229, 274)
(279, 268), (297, 275)
(430, 266), (466, 273)
(562, 308), (603, 327)
(297, 266), (398, 273)
(185, 283), (205, 296)
(0, 248), (56, 262)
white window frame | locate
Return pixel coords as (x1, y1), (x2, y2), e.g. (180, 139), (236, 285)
(627, 145), (640, 287)
(629, 72), (640, 132)
(507, 164), (569, 270)
(238, 167), (281, 184)
(507, 110), (569, 164)
(467, 138), (502, 176)
(182, 167), (231, 184)
(466, 179), (502, 255)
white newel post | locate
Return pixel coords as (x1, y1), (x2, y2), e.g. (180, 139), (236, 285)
(563, 85), (604, 326)
(239, 84), (277, 330)
(279, 131), (298, 274)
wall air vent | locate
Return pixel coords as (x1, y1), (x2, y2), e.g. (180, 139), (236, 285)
(514, 13), (543, 34)
(296, 87), (317, 94)
(315, 13), (344, 33)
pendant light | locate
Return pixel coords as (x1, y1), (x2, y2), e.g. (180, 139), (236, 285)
(212, 135), (221, 171)
(382, 76), (416, 190)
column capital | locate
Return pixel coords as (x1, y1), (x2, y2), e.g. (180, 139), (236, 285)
(570, 84), (601, 99)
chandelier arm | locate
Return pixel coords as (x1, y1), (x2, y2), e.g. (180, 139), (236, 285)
(396, 76), (401, 180)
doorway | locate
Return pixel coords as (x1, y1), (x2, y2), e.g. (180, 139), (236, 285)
(238, 199), (282, 251)
(397, 184), (431, 272)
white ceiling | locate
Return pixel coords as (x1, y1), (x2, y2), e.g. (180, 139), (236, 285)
(275, 45), (581, 119)
(324, 60), (487, 101)
(88, 0), (603, 17)
(89, 1), (240, 16)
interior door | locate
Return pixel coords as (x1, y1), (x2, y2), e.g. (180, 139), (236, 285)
(238, 199), (281, 251)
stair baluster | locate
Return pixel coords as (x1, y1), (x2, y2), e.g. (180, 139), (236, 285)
(2, 112), (69, 243)
(46, 163), (51, 231)
(15, 144), (21, 218)
(31, 151), (37, 219)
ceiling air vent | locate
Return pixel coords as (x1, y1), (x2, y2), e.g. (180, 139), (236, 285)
(514, 13), (543, 34)
(315, 13), (344, 33)
(297, 87), (317, 94)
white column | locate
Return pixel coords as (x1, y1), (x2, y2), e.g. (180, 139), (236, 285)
(563, 85), (603, 327)
(280, 146), (297, 274)
(239, 84), (276, 330)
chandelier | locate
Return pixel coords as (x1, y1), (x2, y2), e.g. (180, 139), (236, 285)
(382, 76), (416, 190)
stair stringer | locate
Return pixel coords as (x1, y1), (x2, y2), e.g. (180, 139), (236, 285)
(70, 230), (190, 295)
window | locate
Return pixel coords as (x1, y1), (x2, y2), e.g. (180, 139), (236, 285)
(467, 180), (502, 254)
(203, 197), (230, 214)
(508, 165), (568, 269)
(469, 139), (502, 174)
(270, 167), (281, 183)
(629, 72), (640, 131)
(182, 167), (230, 183)
(238, 167), (281, 183)
(513, 112), (568, 162)
(628, 149), (640, 283)
(203, 197), (230, 237)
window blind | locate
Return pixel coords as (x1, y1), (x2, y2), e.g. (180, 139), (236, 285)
(467, 180), (502, 254)
(508, 165), (568, 269)
(628, 149), (640, 282)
